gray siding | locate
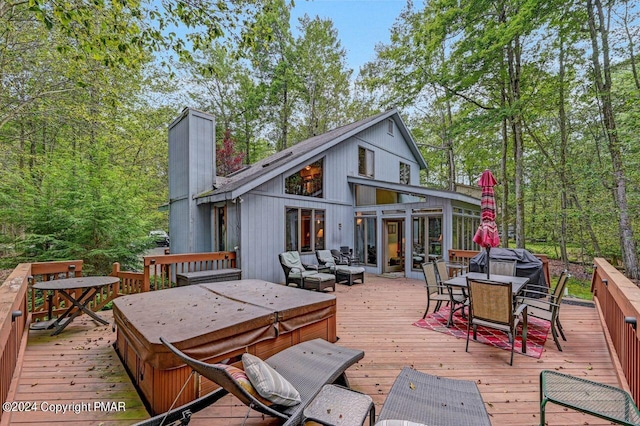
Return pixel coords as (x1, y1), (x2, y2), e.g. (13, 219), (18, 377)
(234, 118), (439, 282)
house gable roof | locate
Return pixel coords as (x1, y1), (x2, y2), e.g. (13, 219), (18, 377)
(196, 108), (427, 204)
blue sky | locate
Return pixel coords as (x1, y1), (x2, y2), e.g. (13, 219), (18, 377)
(290, 0), (412, 72)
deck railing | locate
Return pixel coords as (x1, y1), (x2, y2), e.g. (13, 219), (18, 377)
(448, 249), (551, 286)
(0, 251), (237, 422)
(0, 263), (29, 423)
(591, 258), (640, 405)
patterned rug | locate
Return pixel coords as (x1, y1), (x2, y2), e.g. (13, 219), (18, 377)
(412, 306), (550, 359)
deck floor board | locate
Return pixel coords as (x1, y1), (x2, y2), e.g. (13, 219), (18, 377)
(4, 274), (624, 425)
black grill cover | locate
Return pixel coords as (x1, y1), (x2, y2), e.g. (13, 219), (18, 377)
(469, 248), (547, 296)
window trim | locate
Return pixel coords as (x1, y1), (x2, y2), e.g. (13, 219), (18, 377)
(387, 119), (394, 136)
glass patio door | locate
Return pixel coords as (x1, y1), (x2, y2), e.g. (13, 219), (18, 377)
(384, 219), (404, 273)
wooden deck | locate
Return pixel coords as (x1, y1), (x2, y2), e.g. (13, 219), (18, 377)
(4, 274), (624, 426)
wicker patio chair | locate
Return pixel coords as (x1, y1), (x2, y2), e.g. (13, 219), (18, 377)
(488, 259), (517, 276)
(330, 249), (350, 265)
(153, 337), (364, 425)
(316, 250), (365, 286)
(376, 367), (492, 426)
(279, 251), (320, 287)
(466, 278), (528, 365)
(517, 270), (570, 351)
(422, 263), (465, 326)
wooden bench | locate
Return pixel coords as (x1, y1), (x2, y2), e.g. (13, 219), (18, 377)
(176, 268), (241, 286)
(540, 370), (640, 426)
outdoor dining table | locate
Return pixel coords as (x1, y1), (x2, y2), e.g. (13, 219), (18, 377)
(30, 276), (118, 335)
(442, 272), (530, 327)
(444, 272), (530, 294)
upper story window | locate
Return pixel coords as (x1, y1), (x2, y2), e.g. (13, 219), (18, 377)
(285, 159), (323, 198)
(358, 147), (374, 178)
(400, 162), (410, 184)
(387, 119), (394, 135)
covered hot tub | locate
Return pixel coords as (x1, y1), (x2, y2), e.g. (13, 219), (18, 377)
(113, 280), (336, 415)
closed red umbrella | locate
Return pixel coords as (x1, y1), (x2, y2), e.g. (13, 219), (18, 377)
(473, 169), (500, 278)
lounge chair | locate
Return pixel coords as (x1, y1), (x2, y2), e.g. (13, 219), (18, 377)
(376, 367), (491, 426)
(138, 338), (364, 426)
(316, 250), (365, 286)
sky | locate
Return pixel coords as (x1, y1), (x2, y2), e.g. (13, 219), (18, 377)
(289, 0), (412, 72)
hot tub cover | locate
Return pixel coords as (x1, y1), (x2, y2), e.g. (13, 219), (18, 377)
(113, 285), (277, 369)
(113, 280), (336, 369)
(201, 280), (336, 332)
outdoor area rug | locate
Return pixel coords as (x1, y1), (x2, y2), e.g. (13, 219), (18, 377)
(412, 307), (550, 359)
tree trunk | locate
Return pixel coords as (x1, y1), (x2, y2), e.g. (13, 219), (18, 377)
(506, 37), (525, 249)
(558, 38), (569, 266)
(587, 0), (640, 279)
(500, 87), (509, 248)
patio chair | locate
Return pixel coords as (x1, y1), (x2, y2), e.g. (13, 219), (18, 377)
(376, 367), (492, 426)
(422, 263), (465, 325)
(340, 246), (360, 265)
(488, 259), (517, 276)
(466, 278), (528, 365)
(434, 258), (467, 305)
(517, 270), (569, 351)
(317, 250), (365, 286)
(156, 337), (365, 426)
(278, 251), (320, 288)
(330, 249), (350, 265)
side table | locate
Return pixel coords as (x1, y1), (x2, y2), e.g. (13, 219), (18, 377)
(303, 384), (375, 426)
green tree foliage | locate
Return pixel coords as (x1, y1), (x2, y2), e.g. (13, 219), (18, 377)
(360, 0), (640, 271)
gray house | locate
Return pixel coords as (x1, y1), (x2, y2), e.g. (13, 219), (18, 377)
(168, 107), (481, 283)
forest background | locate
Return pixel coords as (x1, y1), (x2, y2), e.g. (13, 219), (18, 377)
(1, 0), (639, 281)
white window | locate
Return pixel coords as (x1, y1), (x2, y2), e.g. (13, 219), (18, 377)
(387, 119), (394, 135)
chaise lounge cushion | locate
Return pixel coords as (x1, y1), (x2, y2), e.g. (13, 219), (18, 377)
(375, 421), (428, 426)
(242, 353), (302, 406)
(219, 363), (272, 405)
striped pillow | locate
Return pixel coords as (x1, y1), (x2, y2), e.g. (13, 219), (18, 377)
(218, 364), (271, 405)
(242, 353), (302, 406)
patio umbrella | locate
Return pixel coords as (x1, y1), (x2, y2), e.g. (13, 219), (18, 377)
(472, 169), (500, 278)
